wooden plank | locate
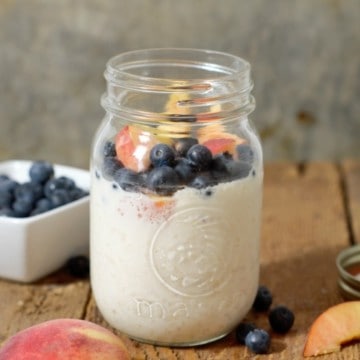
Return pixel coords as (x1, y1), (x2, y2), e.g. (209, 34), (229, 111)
(259, 162), (353, 358)
(341, 159), (360, 244)
(83, 162), (352, 359)
(0, 277), (90, 346)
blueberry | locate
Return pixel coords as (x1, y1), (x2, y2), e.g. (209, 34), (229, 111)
(44, 177), (74, 198)
(103, 141), (116, 158)
(174, 158), (195, 183)
(210, 153), (233, 180)
(14, 182), (43, 204)
(252, 285), (273, 312)
(0, 174), (10, 181)
(235, 322), (256, 345)
(114, 168), (145, 192)
(68, 187), (89, 201)
(49, 189), (72, 208)
(44, 179), (60, 198)
(29, 161), (54, 184)
(102, 157), (123, 178)
(31, 198), (53, 215)
(0, 207), (15, 217)
(186, 144), (213, 171)
(189, 174), (216, 189)
(150, 143), (176, 167)
(146, 166), (180, 196)
(65, 255), (90, 278)
(56, 176), (76, 190)
(174, 137), (198, 157)
(245, 329), (270, 354)
(0, 179), (19, 194)
(268, 305), (294, 334)
(236, 144), (254, 164)
(12, 198), (34, 217)
(0, 191), (13, 208)
(224, 160), (251, 180)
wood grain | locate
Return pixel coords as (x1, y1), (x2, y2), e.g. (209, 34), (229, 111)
(341, 159), (360, 244)
(0, 161), (359, 359)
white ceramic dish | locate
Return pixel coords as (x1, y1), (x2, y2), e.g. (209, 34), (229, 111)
(0, 160), (90, 283)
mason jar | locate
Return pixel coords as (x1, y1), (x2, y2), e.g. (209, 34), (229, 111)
(90, 48), (263, 346)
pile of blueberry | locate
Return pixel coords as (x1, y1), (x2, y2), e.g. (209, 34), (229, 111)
(101, 138), (254, 196)
(0, 161), (88, 218)
(235, 285), (295, 354)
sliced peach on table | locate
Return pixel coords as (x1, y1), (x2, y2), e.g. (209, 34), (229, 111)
(115, 125), (156, 172)
(303, 301), (360, 357)
(0, 318), (130, 360)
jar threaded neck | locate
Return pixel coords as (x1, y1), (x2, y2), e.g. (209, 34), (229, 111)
(101, 48), (255, 122)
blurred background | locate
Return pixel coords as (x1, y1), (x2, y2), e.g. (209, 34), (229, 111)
(0, 0), (359, 168)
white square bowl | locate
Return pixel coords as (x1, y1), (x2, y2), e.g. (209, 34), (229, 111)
(0, 160), (90, 283)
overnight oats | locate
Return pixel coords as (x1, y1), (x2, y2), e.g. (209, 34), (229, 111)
(90, 49), (263, 346)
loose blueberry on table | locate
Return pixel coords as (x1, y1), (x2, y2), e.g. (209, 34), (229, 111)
(245, 328), (271, 354)
(235, 285), (295, 354)
(0, 161), (88, 218)
(269, 305), (295, 334)
(252, 285), (273, 312)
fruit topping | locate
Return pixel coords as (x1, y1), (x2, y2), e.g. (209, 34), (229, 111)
(104, 110), (257, 196)
(174, 158), (195, 183)
(115, 125), (155, 172)
(202, 137), (238, 156)
(102, 157), (123, 179)
(174, 137), (198, 157)
(224, 160), (252, 180)
(164, 92), (191, 115)
(268, 305), (295, 334)
(186, 144), (213, 172)
(103, 141), (117, 158)
(146, 166), (180, 196)
(236, 143), (254, 164)
(252, 285), (273, 312)
(189, 174), (216, 189)
(150, 143), (176, 167)
(114, 168), (145, 192)
(245, 328), (271, 354)
(303, 301), (360, 357)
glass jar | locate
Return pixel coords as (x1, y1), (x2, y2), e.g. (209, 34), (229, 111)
(90, 48), (263, 346)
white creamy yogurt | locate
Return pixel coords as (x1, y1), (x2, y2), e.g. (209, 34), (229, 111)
(90, 169), (263, 346)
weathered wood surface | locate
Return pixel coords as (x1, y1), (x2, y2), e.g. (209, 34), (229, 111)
(1, 1), (359, 166)
(0, 160), (359, 359)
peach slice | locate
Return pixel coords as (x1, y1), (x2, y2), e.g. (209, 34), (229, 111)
(164, 92), (192, 115)
(303, 301), (360, 357)
(202, 137), (238, 156)
(198, 124), (246, 156)
(115, 125), (156, 172)
(0, 318), (130, 360)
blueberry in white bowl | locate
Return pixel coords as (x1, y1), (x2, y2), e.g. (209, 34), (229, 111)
(0, 160), (90, 283)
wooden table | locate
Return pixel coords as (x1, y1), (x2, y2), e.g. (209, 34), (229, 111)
(1, 160), (360, 359)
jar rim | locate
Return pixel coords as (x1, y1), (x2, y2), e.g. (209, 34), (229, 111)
(105, 48), (252, 88)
